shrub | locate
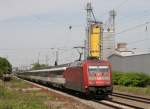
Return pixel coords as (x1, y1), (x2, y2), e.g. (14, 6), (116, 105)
(0, 57), (12, 76)
(112, 71), (123, 85)
(112, 71), (150, 87)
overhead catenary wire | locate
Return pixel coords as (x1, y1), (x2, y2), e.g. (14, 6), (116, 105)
(91, 10), (97, 22)
(0, 47), (76, 51)
(126, 39), (149, 46)
(115, 22), (150, 48)
(104, 0), (150, 34)
(114, 0), (129, 11)
(116, 10), (150, 29)
(116, 24), (150, 47)
(99, 0), (128, 18)
(116, 22), (150, 35)
(102, 0), (128, 31)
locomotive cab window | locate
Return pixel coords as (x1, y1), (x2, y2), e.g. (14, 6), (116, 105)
(88, 66), (109, 73)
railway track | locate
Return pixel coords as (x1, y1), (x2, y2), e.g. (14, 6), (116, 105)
(17, 77), (149, 109)
(109, 92), (150, 109)
(112, 92), (150, 104)
(94, 99), (144, 109)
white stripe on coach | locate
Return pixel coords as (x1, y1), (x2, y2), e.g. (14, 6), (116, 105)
(28, 67), (67, 73)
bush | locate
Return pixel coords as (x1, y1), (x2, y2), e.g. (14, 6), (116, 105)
(113, 71), (150, 87)
(31, 63), (49, 70)
(112, 71), (123, 85)
(0, 57), (12, 76)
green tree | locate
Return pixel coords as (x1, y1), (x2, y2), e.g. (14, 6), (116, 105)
(31, 62), (49, 70)
(0, 57), (12, 76)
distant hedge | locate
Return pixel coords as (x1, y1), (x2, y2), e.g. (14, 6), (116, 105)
(112, 71), (150, 87)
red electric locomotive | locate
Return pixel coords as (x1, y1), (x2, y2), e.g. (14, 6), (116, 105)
(64, 59), (112, 97)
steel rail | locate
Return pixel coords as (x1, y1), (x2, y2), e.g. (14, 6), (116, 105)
(112, 92), (150, 104)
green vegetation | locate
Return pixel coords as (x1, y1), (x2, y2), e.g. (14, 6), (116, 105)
(112, 71), (150, 96)
(0, 57), (12, 76)
(8, 77), (31, 88)
(31, 62), (49, 70)
(0, 78), (54, 109)
(112, 71), (150, 87)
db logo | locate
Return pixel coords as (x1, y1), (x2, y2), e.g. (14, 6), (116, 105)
(96, 73), (102, 80)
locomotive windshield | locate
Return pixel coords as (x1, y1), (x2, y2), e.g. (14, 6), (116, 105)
(88, 66), (109, 73)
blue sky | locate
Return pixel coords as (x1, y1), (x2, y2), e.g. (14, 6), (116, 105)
(0, 0), (150, 67)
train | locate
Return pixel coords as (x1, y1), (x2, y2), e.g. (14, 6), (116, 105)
(17, 59), (113, 98)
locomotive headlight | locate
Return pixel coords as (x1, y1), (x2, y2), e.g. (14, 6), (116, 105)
(89, 76), (96, 80)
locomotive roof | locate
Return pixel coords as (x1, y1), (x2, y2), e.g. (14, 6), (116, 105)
(25, 60), (109, 73)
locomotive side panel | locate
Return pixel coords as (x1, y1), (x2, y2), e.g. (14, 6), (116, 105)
(64, 67), (84, 92)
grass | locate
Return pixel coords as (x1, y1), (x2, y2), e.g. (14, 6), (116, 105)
(113, 85), (150, 97)
(0, 77), (55, 109)
(5, 77), (31, 88)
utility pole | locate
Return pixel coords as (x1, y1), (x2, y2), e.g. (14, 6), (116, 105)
(85, 2), (93, 60)
(37, 52), (40, 64)
(86, 2), (93, 26)
(55, 50), (58, 66)
(108, 10), (116, 32)
(45, 55), (49, 65)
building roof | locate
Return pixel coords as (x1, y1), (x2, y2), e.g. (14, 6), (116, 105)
(109, 49), (150, 58)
